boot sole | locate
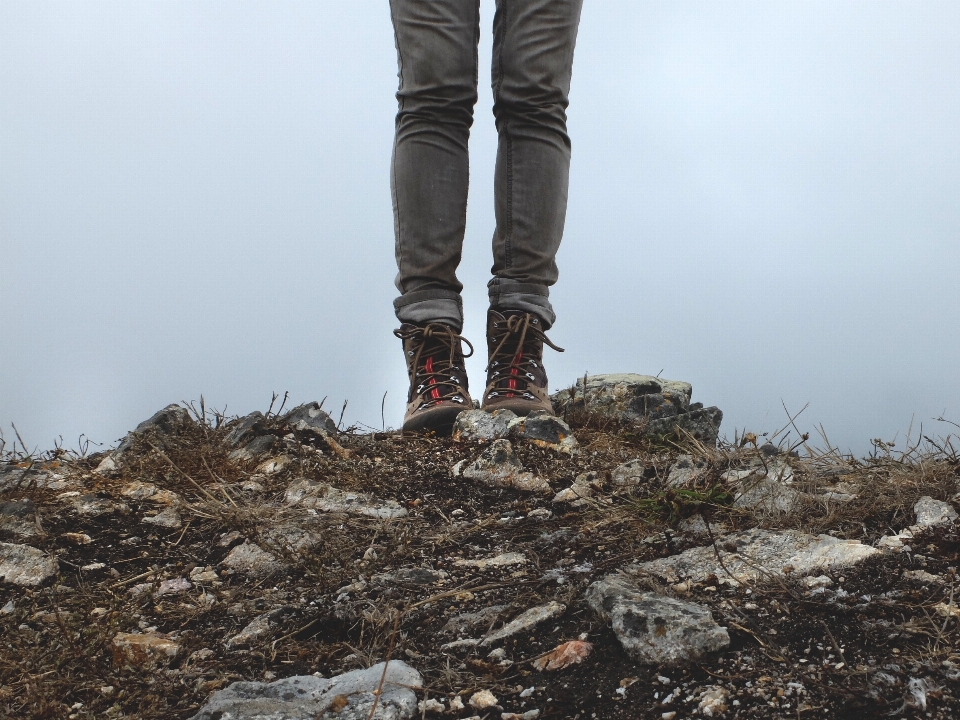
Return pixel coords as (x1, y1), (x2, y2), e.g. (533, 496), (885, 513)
(402, 403), (467, 435)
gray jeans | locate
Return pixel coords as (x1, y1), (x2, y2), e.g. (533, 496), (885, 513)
(390, 0), (583, 331)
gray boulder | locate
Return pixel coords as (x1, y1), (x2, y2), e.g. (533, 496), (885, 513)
(224, 412), (266, 447)
(508, 412), (578, 453)
(644, 406), (723, 446)
(117, 404), (193, 453)
(283, 403), (338, 437)
(190, 661), (422, 720)
(452, 409), (517, 442)
(551, 374), (722, 445)
(586, 574), (729, 665)
(552, 374), (692, 423)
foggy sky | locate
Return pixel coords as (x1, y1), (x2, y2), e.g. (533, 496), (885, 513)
(2, 1), (959, 457)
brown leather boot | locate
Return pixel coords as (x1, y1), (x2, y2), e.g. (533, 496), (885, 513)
(394, 322), (474, 434)
(481, 310), (564, 416)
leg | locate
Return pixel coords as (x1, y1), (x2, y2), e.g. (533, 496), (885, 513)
(390, 0), (482, 332)
(488, 0), (583, 329)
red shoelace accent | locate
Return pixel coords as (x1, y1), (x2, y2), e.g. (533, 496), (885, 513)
(425, 356), (441, 400)
(506, 350), (522, 397)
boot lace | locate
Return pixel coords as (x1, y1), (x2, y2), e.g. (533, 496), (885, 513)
(486, 313), (563, 400)
(394, 324), (474, 409)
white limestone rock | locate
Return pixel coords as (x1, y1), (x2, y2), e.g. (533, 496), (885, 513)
(190, 661), (422, 720)
(636, 528), (879, 586)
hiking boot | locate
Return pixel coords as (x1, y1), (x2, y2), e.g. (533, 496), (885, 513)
(394, 322), (474, 434)
(482, 310), (564, 416)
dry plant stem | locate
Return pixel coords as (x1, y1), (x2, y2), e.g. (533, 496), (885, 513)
(820, 620), (847, 666)
(367, 610), (402, 720)
(145, 439), (227, 509)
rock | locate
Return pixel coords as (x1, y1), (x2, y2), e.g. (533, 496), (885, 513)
(142, 506), (183, 528)
(255, 454), (295, 475)
(552, 374), (692, 423)
(94, 455), (120, 477)
(373, 567), (447, 587)
(644, 406), (723, 446)
(151, 577), (190, 596)
(61, 532), (92, 545)
(284, 478), (407, 519)
(914, 496), (958, 529)
(697, 686), (730, 717)
(222, 542), (284, 577)
(0, 542), (58, 586)
(226, 607), (296, 648)
(224, 411), (266, 447)
(637, 528), (879, 586)
(469, 690), (498, 709)
(666, 455), (707, 488)
(229, 434), (279, 463)
(458, 440), (552, 495)
(481, 601), (565, 646)
(121, 481), (182, 506)
(0, 499), (39, 538)
(71, 494), (116, 517)
(190, 660), (422, 720)
(112, 632), (180, 668)
(552, 485), (594, 504)
(455, 553), (527, 570)
(453, 409), (517, 442)
(507, 412), (578, 453)
(802, 575), (834, 589)
(1, 600), (14, 614)
(586, 575), (729, 665)
(189, 566), (219, 583)
(532, 640), (593, 671)
(611, 459), (646, 488)
(730, 462), (801, 514)
(283, 402), (338, 437)
(116, 404), (193, 454)
(443, 605), (509, 636)
(418, 698), (445, 714)
(0, 466), (61, 491)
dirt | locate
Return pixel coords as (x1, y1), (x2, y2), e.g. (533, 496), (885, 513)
(1, 408), (959, 719)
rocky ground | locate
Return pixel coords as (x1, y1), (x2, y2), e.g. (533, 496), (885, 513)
(2, 374), (960, 720)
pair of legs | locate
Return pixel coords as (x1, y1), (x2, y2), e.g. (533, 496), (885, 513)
(390, 0), (582, 431)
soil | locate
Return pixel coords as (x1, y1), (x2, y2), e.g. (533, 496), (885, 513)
(1, 409), (959, 719)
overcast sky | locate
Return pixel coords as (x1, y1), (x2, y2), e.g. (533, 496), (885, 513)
(2, 1), (958, 457)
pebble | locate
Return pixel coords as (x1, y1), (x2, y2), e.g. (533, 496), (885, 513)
(481, 601), (566, 646)
(469, 689), (498, 709)
(221, 541), (284, 577)
(111, 632), (180, 668)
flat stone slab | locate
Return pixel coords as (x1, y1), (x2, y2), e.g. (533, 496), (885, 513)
(284, 479), (407, 519)
(0, 541), (58, 586)
(635, 528), (879, 586)
(190, 661), (422, 720)
(586, 574), (729, 665)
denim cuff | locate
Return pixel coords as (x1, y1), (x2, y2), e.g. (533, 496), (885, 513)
(487, 278), (556, 329)
(394, 289), (464, 332)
